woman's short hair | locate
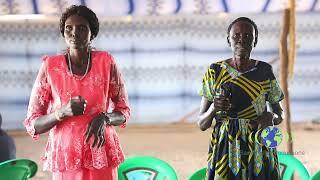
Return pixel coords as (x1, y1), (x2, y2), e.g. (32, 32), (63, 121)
(227, 17), (258, 47)
(59, 5), (99, 40)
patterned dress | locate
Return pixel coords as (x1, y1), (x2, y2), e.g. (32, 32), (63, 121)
(24, 51), (130, 179)
(200, 60), (284, 180)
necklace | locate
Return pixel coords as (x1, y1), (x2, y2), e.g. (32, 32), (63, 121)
(67, 50), (90, 81)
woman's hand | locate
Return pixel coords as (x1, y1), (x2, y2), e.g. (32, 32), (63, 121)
(213, 96), (231, 112)
(198, 97), (216, 131)
(85, 113), (106, 148)
(59, 96), (86, 118)
(256, 111), (274, 129)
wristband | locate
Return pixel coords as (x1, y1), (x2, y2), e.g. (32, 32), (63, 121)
(55, 110), (62, 121)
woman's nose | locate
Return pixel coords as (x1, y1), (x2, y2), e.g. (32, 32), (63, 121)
(237, 35), (246, 44)
(236, 37), (242, 44)
(71, 27), (79, 37)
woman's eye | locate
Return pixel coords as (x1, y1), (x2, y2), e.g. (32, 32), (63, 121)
(80, 26), (87, 31)
(65, 26), (72, 31)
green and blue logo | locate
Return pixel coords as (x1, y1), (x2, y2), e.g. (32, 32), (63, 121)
(258, 126), (283, 148)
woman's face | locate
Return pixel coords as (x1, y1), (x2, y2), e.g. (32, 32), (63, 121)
(229, 21), (255, 59)
(64, 15), (91, 50)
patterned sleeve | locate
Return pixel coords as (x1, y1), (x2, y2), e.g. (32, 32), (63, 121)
(266, 64), (284, 104)
(199, 65), (216, 102)
(23, 57), (52, 140)
(107, 54), (130, 128)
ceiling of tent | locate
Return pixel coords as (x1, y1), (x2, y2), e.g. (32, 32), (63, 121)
(0, 0), (319, 16)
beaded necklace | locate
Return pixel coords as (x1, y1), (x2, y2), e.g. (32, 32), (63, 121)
(67, 50), (90, 80)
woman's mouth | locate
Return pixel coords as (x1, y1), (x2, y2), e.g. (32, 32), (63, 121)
(235, 47), (247, 53)
(70, 40), (81, 44)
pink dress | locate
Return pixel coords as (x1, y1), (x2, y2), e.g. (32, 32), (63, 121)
(24, 51), (130, 178)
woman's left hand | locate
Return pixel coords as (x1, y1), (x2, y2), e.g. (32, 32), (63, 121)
(256, 111), (274, 129)
(85, 113), (106, 148)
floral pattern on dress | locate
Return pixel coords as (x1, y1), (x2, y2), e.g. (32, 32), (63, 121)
(24, 51), (130, 172)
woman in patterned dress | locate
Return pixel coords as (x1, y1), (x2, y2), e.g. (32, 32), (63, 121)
(197, 17), (284, 179)
(24, 5), (130, 180)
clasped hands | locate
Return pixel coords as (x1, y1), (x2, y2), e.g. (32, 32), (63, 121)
(57, 96), (108, 148)
(214, 96), (276, 129)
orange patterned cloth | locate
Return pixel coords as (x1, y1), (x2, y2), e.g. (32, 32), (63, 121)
(24, 51), (130, 172)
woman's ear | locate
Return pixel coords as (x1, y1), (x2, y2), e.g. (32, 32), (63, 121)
(254, 36), (258, 47)
(227, 36), (231, 46)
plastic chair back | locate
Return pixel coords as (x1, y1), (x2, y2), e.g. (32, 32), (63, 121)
(0, 159), (37, 180)
(310, 170), (320, 180)
(188, 167), (206, 180)
(277, 151), (310, 180)
(118, 156), (178, 180)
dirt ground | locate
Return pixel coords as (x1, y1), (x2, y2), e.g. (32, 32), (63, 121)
(8, 122), (320, 180)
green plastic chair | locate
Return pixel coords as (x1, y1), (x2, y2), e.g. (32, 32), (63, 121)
(277, 151), (310, 180)
(187, 152), (312, 180)
(0, 159), (37, 180)
(118, 156), (178, 180)
(310, 170), (320, 180)
(188, 167), (206, 180)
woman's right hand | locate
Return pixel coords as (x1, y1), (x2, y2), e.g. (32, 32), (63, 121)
(60, 96), (87, 118)
(33, 96), (86, 134)
(213, 96), (231, 112)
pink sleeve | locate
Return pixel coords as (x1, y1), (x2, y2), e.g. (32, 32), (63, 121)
(23, 58), (52, 139)
(108, 55), (130, 128)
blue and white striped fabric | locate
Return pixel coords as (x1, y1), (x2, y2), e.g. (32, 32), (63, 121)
(1, 7), (320, 129)
(0, 0), (319, 16)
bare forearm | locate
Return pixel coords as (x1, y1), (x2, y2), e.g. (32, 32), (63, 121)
(104, 111), (126, 126)
(198, 103), (216, 131)
(34, 112), (59, 135)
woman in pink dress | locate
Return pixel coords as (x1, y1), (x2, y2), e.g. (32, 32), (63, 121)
(23, 5), (130, 180)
